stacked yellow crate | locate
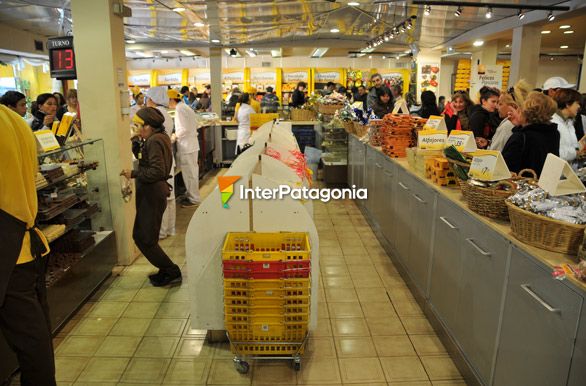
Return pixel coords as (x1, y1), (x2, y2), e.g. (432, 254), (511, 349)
(455, 59), (471, 91)
(498, 60), (511, 89)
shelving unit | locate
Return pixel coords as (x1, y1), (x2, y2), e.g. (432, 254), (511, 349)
(319, 115), (348, 185)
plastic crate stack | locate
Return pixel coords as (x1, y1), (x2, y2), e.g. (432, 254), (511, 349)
(222, 232), (311, 356)
(292, 127), (316, 153)
(455, 59), (471, 92)
(497, 59), (511, 90)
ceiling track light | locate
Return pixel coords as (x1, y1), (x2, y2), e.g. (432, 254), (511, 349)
(454, 6), (462, 17)
(485, 7), (493, 19)
(424, 5), (431, 16)
(517, 9), (525, 20)
(547, 12), (555, 21)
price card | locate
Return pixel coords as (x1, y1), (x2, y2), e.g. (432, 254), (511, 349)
(423, 115), (447, 131)
(468, 150), (511, 181)
(447, 131), (477, 152)
(418, 129), (447, 150)
(34, 130), (61, 152)
(392, 100), (409, 114)
(538, 153), (585, 196)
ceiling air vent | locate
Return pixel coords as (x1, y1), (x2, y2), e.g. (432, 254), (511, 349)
(262, 62), (271, 67)
(34, 40), (44, 51)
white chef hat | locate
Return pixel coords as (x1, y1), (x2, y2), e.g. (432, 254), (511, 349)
(145, 86), (169, 107)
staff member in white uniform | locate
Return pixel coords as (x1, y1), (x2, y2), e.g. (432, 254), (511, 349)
(551, 88), (582, 162)
(168, 89), (201, 208)
(145, 86), (176, 239)
(236, 93), (255, 155)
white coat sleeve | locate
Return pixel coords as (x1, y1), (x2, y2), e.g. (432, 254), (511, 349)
(174, 105), (189, 141)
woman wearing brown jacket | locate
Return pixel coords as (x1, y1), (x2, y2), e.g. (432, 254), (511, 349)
(121, 107), (182, 287)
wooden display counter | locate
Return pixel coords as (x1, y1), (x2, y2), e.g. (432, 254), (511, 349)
(348, 134), (585, 386)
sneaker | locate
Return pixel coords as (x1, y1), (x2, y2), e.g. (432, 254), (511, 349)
(181, 200), (199, 208)
(150, 270), (182, 287)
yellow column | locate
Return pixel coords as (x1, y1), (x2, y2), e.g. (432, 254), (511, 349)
(71, 0), (136, 264)
(150, 70), (158, 87)
(275, 68), (282, 101)
(244, 67), (251, 91)
(181, 69), (189, 87)
(309, 68), (315, 94)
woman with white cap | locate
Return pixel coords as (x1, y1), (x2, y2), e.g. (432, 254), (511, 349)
(145, 86), (176, 240)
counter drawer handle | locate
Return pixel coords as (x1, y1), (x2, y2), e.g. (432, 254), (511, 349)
(465, 238), (491, 256)
(384, 171), (393, 176)
(439, 216), (458, 230)
(398, 182), (409, 190)
(375, 163), (382, 168)
(412, 194), (426, 204)
(521, 284), (560, 313)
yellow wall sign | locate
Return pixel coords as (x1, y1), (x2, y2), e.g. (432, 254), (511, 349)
(447, 131), (477, 152)
(469, 150), (511, 181)
(417, 129), (447, 150)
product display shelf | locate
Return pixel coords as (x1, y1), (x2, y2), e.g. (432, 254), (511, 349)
(320, 115), (348, 185)
(348, 134), (586, 386)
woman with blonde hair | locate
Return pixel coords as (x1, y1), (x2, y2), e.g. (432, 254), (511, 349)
(502, 92), (560, 176)
(489, 79), (531, 151)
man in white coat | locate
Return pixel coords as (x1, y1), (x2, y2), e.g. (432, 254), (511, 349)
(168, 89), (201, 208)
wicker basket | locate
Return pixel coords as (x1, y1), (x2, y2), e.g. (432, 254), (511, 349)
(290, 109), (316, 121)
(466, 180), (516, 220)
(354, 122), (369, 137)
(343, 120), (355, 133)
(318, 103), (344, 115)
(446, 158), (471, 198)
(506, 201), (586, 255)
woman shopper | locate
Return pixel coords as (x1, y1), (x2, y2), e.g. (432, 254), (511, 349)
(0, 91), (27, 117)
(236, 93), (255, 155)
(121, 107), (182, 286)
(443, 91), (472, 133)
(290, 81), (307, 108)
(413, 90), (440, 119)
(502, 92), (560, 176)
(58, 89), (81, 125)
(469, 86), (501, 148)
(551, 88), (582, 162)
(129, 91), (145, 120)
(372, 87), (394, 118)
(30, 93), (58, 131)
(489, 80), (531, 151)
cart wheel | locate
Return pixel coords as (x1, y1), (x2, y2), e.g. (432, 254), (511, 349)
(293, 357), (301, 371)
(235, 360), (250, 374)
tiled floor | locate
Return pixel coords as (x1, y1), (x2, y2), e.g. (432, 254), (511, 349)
(12, 171), (466, 385)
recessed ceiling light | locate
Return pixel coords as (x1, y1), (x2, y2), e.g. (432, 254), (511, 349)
(330, 28), (340, 33)
(368, 55), (372, 59)
(560, 25), (571, 29)
(194, 22), (205, 27)
(560, 45), (569, 49)
(424, 5), (431, 16)
(564, 30), (574, 34)
(172, 7), (186, 12)
(473, 40), (484, 47)
(382, 55), (386, 59)
(517, 9), (525, 20)
(211, 39), (220, 43)
(454, 6), (462, 17)
(485, 7), (493, 19)
(348, 1), (360, 6)
(541, 30), (551, 34)
(505, 44), (510, 48)
(547, 12), (555, 22)
(125, 39), (136, 44)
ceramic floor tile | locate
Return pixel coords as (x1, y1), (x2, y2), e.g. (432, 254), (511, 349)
(121, 357), (170, 383)
(70, 317), (117, 336)
(338, 357), (386, 383)
(109, 276), (146, 290)
(87, 301), (128, 318)
(343, 254), (373, 265)
(109, 318), (152, 337)
(361, 302), (397, 318)
(54, 356), (90, 382)
(297, 357), (341, 384)
(321, 265), (350, 277)
(100, 288), (139, 302)
(341, 245), (368, 256)
(347, 264), (379, 276)
(321, 246), (344, 256)
(174, 338), (214, 358)
(328, 302), (364, 319)
(305, 337), (337, 358)
(318, 304), (330, 319)
(183, 324), (208, 338)
(124, 264), (157, 276)
(356, 287), (390, 303)
(207, 359), (252, 385)
(402, 317), (435, 335)
(145, 318), (187, 337)
(165, 288), (190, 302)
(252, 361), (297, 385)
(325, 288), (358, 303)
(379, 356), (429, 383)
(334, 336), (377, 358)
(133, 287), (170, 302)
(331, 318), (370, 337)
(420, 356), (463, 381)
(410, 335), (448, 356)
(76, 357), (130, 382)
(155, 302), (191, 319)
(388, 382), (432, 386)
(352, 277), (385, 288)
(430, 380), (467, 385)
(392, 301), (424, 318)
(373, 335), (417, 357)
(366, 317), (407, 336)
(212, 342), (235, 358)
(323, 276), (355, 289)
(71, 302), (95, 320)
(95, 336), (141, 357)
(135, 336), (180, 358)
(311, 319), (333, 337)
(122, 301), (162, 319)
(56, 336), (105, 357)
(58, 318), (81, 336)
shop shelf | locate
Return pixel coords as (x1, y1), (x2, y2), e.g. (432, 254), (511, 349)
(222, 232), (311, 261)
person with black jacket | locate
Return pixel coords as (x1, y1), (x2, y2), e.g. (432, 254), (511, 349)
(502, 92), (560, 176)
(121, 107), (182, 287)
(413, 90), (440, 119)
(29, 93), (58, 131)
(290, 82), (307, 108)
(372, 87), (394, 118)
(469, 86), (502, 148)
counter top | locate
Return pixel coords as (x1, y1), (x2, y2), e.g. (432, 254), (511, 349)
(360, 137), (586, 293)
(218, 120), (320, 126)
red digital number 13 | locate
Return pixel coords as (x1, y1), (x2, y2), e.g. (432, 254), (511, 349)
(65, 49), (74, 69)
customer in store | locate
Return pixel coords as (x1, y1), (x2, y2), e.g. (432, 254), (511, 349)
(290, 81), (307, 108)
(234, 88), (260, 119)
(236, 93), (255, 155)
(438, 96), (446, 114)
(168, 89), (201, 208)
(52, 92), (66, 110)
(57, 89), (81, 127)
(390, 85), (403, 105)
(323, 82), (336, 95)
(197, 85), (211, 111)
(551, 88), (582, 162)
(489, 80), (530, 151)
(121, 107), (181, 286)
(574, 93), (586, 140)
(443, 91), (472, 133)
(502, 92), (560, 176)
(354, 85), (368, 109)
(372, 87), (394, 119)
(0, 91), (27, 117)
(261, 86), (280, 113)
(129, 90), (145, 120)
(29, 93), (58, 131)
(412, 90), (440, 119)
(469, 86), (501, 149)
(188, 86), (198, 110)
(0, 104), (55, 386)
(180, 86), (190, 105)
(542, 76), (575, 98)
(367, 73), (385, 110)
(145, 86), (176, 241)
